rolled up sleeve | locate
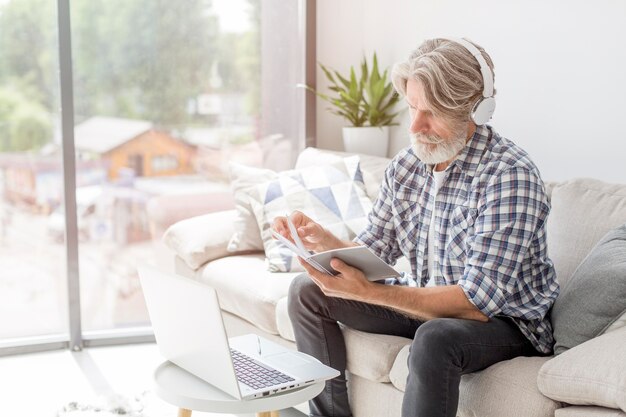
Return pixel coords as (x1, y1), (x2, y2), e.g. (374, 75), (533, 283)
(457, 167), (551, 318)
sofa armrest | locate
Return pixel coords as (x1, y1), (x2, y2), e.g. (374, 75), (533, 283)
(147, 191), (235, 240)
(163, 209), (240, 270)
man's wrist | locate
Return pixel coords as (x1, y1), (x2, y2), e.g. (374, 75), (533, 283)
(317, 231), (352, 252)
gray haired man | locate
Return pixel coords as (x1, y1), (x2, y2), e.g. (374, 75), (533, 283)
(273, 38), (559, 417)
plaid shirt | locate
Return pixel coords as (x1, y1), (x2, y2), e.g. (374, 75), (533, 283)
(354, 125), (559, 354)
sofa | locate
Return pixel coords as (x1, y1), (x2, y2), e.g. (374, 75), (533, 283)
(161, 147), (626, 417)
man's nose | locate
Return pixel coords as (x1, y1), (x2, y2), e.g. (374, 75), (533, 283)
(409, 110), (429, 134)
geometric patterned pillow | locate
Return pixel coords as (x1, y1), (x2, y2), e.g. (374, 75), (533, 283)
(248, 155), (373, 272)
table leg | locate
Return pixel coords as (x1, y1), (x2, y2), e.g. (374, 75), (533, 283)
(256, 411), (279, 417)
(177, 408), (192, 417)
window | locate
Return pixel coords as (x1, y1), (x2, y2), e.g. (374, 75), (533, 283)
(0, 0), (314, 352)
(151, 156), (179, 172)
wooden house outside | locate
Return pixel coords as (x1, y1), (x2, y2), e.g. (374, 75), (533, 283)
(75, 117), (196, 180)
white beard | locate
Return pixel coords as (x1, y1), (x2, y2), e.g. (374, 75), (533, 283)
(409, 129), (468, 165)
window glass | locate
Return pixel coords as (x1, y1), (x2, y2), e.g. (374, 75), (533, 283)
(70, 0), (301, 332)
(0, 0), (68, 341)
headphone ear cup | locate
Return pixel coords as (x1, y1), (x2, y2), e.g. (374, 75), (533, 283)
(471, 96), (496, 125)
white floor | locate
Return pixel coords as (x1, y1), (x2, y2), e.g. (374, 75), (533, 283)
(0, 343), (307, 417)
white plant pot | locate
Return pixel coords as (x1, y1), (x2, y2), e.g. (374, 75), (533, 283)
(342, 126), (390, 157)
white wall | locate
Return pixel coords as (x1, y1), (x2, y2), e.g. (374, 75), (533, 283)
(316, 0), (626, 182)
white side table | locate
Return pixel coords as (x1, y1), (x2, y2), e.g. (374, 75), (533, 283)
(154, 361), (323, 417)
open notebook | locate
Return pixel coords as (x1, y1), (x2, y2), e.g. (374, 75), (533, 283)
(271, 216), (401, 281)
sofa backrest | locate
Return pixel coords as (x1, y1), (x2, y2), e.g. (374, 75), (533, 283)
(545, 178), (626, 287)
(297, 148), (626, 288)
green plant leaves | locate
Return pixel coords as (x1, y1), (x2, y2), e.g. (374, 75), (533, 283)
(302, 53), (400, 127)
(362, 54), (400, 127)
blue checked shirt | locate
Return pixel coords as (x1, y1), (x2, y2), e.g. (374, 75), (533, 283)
(354, 125), (559, 354)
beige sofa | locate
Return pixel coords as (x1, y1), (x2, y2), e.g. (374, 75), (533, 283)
(162, 147), (626, 417)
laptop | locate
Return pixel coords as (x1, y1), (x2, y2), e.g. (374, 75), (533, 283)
(138, 265), (340, 400)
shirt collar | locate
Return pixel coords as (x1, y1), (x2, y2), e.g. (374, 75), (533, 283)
(447, 124), (491, 176)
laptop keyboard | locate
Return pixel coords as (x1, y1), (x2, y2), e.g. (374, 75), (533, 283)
(230, 348), (295, 389)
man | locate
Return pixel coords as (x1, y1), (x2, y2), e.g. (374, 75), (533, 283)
(273, 38), (559, 417)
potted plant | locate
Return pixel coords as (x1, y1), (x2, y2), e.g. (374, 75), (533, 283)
(303, 53), (400, 157)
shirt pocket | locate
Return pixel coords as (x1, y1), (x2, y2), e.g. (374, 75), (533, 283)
(391, 185), (421, 252)
(392, 185), (419, 220)
(445, 205), (478, 260)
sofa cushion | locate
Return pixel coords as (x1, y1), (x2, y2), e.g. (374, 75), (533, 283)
(227, 162), (277, 253)
(275, 297), (295, 342)
(551, 224), (626, 354)
(197, 254), (299, 334)
(538, 327), (626, 412)
(347, 372), (405, 417)
(457, 356), (561, 417)
(389, 347), (559, 416)
(341, 327), (412, 383)
(162, 209), (239, 270)
(547, 179), (626, 287)
(249, 156), (372, 272)
(352, 355), (559, 417)
(555, 407), (626, 417)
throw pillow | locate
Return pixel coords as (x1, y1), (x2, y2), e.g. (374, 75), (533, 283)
(551, 223), (626, 355)
(227, 163), (277, 253)
(537, 327), (626, 412)
(248, 156), (372, 272)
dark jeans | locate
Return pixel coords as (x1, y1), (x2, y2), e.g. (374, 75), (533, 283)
(287, 274), (540, 417)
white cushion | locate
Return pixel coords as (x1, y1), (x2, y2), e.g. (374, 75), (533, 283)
(227, 163), (277, 253)
(342, 327), (411, 383)
(162, 209), (238, 270)
(389, 347), (559, 417)
(547, 178), (626, 287)
(538, 327), (626, 412)
(275, 297), (295, 342)
(198, 254), (299, 334)
(556, 407), (626, 417)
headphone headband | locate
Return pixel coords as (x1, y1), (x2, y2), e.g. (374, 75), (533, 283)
(440, 37), (496, 125)
(443, 37), (493, 98)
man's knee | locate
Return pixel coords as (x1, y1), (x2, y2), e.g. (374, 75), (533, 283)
(287, 273), (326, 318)
(409, 318), (470, 365)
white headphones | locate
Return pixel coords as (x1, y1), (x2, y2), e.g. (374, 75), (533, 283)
(443, 37), (496, 125)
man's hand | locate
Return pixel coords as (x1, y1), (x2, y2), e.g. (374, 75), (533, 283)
(272, 211), (328, 252)
(299, 257), (374, 302)
(272, 211), (352, 253)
